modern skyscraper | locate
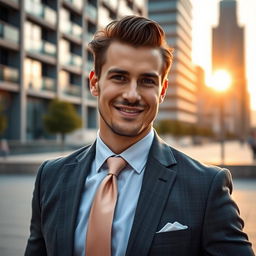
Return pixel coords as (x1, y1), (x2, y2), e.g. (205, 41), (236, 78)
(148, 0), (197, 125)
(0, 0), (146, 143)
(212, 0), (250, 138)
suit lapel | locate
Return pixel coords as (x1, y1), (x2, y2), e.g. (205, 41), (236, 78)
(126, 133), (177, 256)
(56, 142), (96, 255)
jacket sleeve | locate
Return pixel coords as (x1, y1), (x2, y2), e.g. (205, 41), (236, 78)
(202, 169), (255, 255)
(24, 161), (48, 256)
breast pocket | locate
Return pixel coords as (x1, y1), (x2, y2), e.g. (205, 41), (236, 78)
(149, 229), (191, 256)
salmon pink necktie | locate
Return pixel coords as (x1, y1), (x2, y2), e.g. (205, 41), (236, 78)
(86, 156), (127, 256)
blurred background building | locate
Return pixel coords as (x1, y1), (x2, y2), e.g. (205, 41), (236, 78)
(210, 0), (250, 139)
(0, 0), (146, 143)
(196, 66), (212, 128)
(148, 0), (197, 125)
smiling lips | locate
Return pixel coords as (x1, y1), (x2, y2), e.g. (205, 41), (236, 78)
(114, 105), (144, 116)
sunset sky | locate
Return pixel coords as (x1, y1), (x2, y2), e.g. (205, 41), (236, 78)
(192, 0), (256, 111)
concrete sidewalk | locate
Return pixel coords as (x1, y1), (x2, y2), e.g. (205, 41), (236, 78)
(0, 151), (74, 174)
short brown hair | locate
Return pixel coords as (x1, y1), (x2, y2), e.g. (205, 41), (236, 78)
(88, 15), (173, 80)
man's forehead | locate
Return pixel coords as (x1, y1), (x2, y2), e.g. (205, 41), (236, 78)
(106, 41), (162, 57)
(104, 42), (163, 69)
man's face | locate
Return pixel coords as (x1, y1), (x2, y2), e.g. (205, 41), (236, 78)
(90, 41), (168, 139)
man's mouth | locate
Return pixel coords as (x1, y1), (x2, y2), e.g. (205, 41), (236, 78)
(114, 105), (144, 115)
(116, 107), (143, 113)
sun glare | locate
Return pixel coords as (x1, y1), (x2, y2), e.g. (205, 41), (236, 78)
(208, 70), (232, 92)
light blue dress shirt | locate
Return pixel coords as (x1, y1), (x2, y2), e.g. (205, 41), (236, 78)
(74, 130), (154, 256)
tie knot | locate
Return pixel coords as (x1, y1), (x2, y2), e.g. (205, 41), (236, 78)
(107, 156), (126, 176)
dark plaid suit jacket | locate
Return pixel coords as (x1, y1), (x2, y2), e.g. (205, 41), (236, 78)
(25, 133), (254, 256)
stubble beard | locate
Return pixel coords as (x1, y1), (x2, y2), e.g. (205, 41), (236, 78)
(98, 107), (150, 138)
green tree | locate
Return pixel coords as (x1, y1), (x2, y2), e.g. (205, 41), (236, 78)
(155, 120), (186, 137)
(154, 120), (172, 135)
(44, 99), (82, 144)
(155, 120), (215, 139)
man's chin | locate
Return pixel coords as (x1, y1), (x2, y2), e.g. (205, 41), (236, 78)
(112, 129), (140, 138)
(111, 125), (143, 138)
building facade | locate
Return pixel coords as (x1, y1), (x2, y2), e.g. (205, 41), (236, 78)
(212, 0), (250, 138)
(148, 0), (197, 125)
(0, 0), (146, 143)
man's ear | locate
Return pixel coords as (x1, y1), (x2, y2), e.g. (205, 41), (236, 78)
(89, 70), (99, 96)
(159, 79), (168, 103)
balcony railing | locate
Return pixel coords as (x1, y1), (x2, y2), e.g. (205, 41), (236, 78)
(25, 0), (57, 25)
(0, 21), (19, 44)
(85, 3), (97, 21)
(42, 77), (56, 92)
(64, 0), (83, 9)
(63, 84), (81, 96)
(61, 21), (82, 39)
(0, 64), (19, 83)
(26, 39), (56, 57)
(28, 77), (56, 92)
(62, 53), (82, 68)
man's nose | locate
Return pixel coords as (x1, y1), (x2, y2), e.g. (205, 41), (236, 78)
(122, 82), (141, 103)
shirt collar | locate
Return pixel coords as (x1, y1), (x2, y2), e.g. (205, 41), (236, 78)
(95, 129), (154, 174)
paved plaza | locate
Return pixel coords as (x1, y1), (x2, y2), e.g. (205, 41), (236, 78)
(0, 174), (255, 255)
(0, 175), (34, 256)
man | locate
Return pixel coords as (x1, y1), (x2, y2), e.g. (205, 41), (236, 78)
(25, 16), (254, 255)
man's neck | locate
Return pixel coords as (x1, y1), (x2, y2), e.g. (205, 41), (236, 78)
(99, 128), (152, 154)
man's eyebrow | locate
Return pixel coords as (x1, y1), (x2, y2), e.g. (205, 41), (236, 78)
(107, 69), (129, 75)
(140, 72), (159, 78)
(107, 69), (160, 78)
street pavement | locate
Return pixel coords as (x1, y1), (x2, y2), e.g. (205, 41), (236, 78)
(0, 175), (34, 256)
(0, 175), (255, 255)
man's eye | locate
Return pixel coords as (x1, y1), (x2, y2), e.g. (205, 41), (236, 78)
(140, 78), (156, 85)
(111, 75), (126, 81)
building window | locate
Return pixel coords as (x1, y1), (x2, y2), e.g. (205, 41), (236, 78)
(26, 98), (47, 140)
(24, 58), (42, 90)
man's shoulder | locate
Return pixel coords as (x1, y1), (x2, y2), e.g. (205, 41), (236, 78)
(165, 145), (232, 192)
(152, 133), (226, 178)
(166, 143), (229, 179)
(38, 144), (93, 175)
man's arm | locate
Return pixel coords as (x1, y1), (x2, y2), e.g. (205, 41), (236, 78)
(24, 162), (48, 256)
(202, 169), (255, 255)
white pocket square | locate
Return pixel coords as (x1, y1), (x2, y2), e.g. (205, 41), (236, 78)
(156, 221), (188, 233)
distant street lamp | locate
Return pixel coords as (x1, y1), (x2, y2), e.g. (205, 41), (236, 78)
(210, 70), (232, 164)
